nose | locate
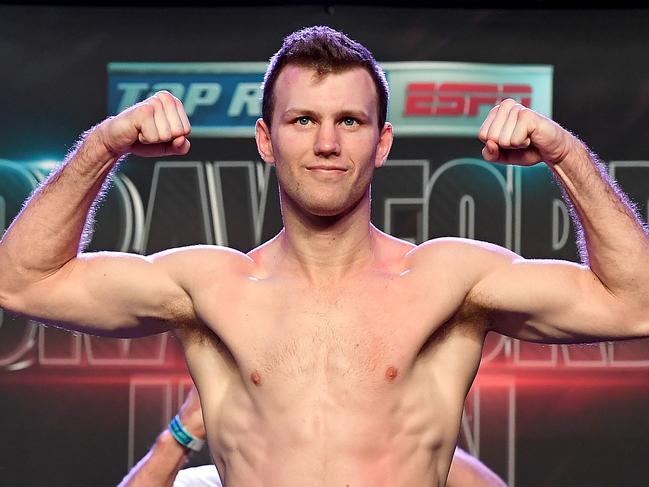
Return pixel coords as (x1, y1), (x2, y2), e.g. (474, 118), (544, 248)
(313, 121), (341, 158)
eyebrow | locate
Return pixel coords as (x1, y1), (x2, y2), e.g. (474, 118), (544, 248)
(282, 109), (317, 119)
(282, 108), (371, 121)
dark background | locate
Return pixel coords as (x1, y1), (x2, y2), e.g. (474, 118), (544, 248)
(2, 3), (649, 486)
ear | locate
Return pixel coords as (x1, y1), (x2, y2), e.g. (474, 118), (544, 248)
(374, 122), (393, 169)
(255, 118), (275, 165)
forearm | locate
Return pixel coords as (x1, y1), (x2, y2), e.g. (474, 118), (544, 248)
(117, 430), (189, 487)
(551, 138), (649, 298)
(0, 126), (118, 292)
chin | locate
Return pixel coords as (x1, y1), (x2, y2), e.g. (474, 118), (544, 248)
(304, 203), (348, 218)
(282, 184), (368, 219)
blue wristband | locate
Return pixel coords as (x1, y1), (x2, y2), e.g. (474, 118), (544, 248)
(168, 414), (205, 452)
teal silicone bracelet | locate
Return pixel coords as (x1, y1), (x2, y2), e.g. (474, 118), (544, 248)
(168, 414), (205, 452)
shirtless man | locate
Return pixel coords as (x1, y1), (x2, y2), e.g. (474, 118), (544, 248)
(120, 386), (506, 486)
(1, 25), (649, 487)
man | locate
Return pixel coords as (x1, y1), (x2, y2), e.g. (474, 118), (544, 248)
(119, 386), (507, 487)
(1, 25), (648, 486)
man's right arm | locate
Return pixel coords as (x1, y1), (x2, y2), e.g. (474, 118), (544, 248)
(0, 91), (198, 337)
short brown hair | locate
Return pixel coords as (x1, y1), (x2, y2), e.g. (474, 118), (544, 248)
(262, 26), (389, 130)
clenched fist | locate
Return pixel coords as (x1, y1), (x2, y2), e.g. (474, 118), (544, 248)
(478, 98), (575, 167)
(97, 91), (191, 158)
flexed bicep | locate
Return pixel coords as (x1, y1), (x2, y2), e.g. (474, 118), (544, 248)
(475, 100), (649, 342)
(2, 249), (197, 338)
(467, 243), (644, 343)
(0, 91), (196, 337)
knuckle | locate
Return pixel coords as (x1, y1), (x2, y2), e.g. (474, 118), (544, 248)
(146, 96), (162, 109)
(518, 108), (534, 124)
(510, 104), (522, 115)
(171, 127), (186, 138)
(158, 91), (179, 108)
(137, 102), (156, 118)
(176, 102), (190, 121)
(510, 134), (525, 146)
(155, 90), (172, 99)
(158, 127), (172, 141)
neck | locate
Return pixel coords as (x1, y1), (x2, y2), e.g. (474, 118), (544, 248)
(277, 193), (378, 283)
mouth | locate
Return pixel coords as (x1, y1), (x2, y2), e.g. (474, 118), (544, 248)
(306, 165), (348, 173)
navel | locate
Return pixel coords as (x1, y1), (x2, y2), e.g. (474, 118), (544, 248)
(250, 370), (262, 386)
(385, 366), (398, 382)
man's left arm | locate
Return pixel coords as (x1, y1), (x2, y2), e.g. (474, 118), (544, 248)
(467, 99), (649, 342)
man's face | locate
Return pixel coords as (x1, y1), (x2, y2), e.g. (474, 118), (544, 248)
(256, 65), (393, 218)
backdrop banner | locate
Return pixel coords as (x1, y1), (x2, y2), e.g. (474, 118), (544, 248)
(1, 5), (649, 486)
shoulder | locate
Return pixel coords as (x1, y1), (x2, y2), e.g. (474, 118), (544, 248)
(149, 245), (255, 275)
(407, 237), (521, 288)
(148, 245), (257, 296)
(409, 237), (518, 264)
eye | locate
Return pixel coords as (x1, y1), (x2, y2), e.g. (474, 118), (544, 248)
(342, 117), (358, 127)
(296, 116), (311, 126)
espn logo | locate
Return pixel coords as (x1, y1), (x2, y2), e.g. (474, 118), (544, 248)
(404, 83), (532, 117)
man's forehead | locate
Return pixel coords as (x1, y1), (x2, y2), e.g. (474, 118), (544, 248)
(273, 65), (378, 111)
(278, 64), (372, 83)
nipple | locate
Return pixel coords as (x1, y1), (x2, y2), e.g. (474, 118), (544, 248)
(250, 371), (262, 386)
(385, 366), (398, 382)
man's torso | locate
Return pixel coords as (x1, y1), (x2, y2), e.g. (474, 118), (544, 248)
(175, 234), (489, 487)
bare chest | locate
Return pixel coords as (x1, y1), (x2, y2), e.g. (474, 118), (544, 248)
(250, 302), (403, 388)
(197, 273), (458, 393)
